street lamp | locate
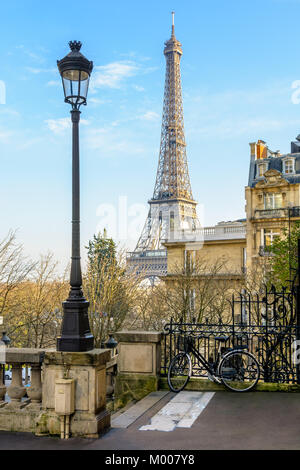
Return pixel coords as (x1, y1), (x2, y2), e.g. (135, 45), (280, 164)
(56, 41), (94, 352)
(1, 332), (10, 347)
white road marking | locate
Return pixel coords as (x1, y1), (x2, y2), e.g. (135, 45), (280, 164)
(139, 391), (215, 432)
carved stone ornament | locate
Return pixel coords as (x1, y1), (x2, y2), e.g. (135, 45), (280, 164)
(255, 169), (289, 188)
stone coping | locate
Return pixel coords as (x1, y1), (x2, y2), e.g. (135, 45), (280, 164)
(159, 376), (300, 392)
(44, 348), (111, 366)
(115, 331), (162, 343)
(3, 348), (113, 366)
(5, 348), (45, 364)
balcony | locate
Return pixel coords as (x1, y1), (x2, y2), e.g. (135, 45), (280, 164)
(255, 206), (300, 219)
(201, 224), (246, 241)
(258, 245), (274, 257)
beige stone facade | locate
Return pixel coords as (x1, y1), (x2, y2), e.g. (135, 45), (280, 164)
(245, 140), (300, 272)
(164, 222), (246, 290)
(164, 137), (300, 286)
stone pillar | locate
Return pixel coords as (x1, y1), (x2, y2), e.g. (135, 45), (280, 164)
(6, 364), (26, 407)
(27, 364), (42, 407)
(36, 349), (111, 438)
(114, 331), (162, 409)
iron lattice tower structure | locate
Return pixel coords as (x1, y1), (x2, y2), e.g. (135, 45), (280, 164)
(127, 14), (199, 278)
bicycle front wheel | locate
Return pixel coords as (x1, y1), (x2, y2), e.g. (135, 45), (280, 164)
(218, 350), (260, 392)
(167, 352), (192, 393)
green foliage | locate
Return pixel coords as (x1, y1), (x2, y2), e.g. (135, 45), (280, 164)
(268, 221), (300, 287)
(86, 229), (116, 272)
(84, 232), (140, 347)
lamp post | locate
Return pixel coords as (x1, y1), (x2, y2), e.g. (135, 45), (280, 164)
(56, 41), (94, 352)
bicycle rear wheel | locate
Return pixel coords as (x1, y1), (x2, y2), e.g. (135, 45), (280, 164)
(167, 352), (192, 393)
(218, 350), (260, 392)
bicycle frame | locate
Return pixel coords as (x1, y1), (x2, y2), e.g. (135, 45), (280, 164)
(185, 341), (221, 377)
(169, 332), (259, 393)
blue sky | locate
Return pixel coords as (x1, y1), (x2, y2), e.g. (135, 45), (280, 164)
(1, 0), (300, 268)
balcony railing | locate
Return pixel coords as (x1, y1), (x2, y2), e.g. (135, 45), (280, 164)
(255, 206), (300, 219)
(201, 224), (246, 241)
(258, 245), (274, 257)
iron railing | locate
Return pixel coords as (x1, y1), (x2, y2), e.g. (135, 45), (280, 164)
(161, 285), (300, 384)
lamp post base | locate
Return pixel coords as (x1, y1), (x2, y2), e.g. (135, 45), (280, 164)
(57, 299), (94, 352)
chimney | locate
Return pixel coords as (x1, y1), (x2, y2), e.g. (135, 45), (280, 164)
(256, 140), (267, 160)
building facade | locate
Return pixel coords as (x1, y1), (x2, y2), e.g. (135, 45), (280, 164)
(164, 221), (246, 290)
(164, 136), (300, 285)
(245, 138), (300, 272)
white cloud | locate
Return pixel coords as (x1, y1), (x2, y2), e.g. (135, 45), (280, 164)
(91, 61), (139, 90)
(189, 117), (300, 140)
(16, 45), (45, 63)
(132, 85), (145, 92)
(26, 67), (57, 74)
(46, 80), (60, 87)
(0, 108), (20, 118)
(16, 137), (43, 150)
(45, 118), (70, 134)
(0, 129), (12, 142)
(140, 111), (160, 122)
(85, 126), (144, 156)
(184, 80), (298, 140)
(88, 97), (111, 106)
(45, 118), (89, 135)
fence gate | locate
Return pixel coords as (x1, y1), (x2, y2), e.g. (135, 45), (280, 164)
(162, 281), (300, 384)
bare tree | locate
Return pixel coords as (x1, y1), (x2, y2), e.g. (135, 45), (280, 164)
(0, 230), (35, 317)
(129, 255), (236, 330)
(6, 253), (68, 348)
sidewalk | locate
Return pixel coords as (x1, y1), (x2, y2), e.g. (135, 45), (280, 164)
(0, 392), (300, 450)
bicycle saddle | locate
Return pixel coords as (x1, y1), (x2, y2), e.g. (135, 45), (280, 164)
(233, 344), (248, 350)
(214, 336), (229, 342)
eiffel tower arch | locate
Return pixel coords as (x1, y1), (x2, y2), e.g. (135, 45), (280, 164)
(127, 14), (201, 279)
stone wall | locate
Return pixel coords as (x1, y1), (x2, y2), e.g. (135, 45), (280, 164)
(0, 347), (114, 438)
(114, 331), (162, 409)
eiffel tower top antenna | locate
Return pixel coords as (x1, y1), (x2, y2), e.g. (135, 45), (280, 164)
(171, 11), (175, 37)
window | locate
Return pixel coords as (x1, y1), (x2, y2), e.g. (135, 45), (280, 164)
(257, 162), (267, 178)
(190, 289), (195, 312)
(263, 229), (280, 247)
(184, 250), (195, 272)
(264, 193), (282, 209)
(242, 248), (247, 273)
(284, 159), (295, 174)
(170, 211), (174, 231)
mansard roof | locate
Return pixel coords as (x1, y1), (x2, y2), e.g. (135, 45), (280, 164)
(248, 138), (300, 188)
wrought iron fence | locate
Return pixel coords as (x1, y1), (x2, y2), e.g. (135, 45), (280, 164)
(161, 285), (300, 384)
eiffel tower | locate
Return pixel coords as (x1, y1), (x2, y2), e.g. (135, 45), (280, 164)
(127, 13), (199, 278)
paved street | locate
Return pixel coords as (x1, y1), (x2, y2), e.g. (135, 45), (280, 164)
(1, 392), (300, 450)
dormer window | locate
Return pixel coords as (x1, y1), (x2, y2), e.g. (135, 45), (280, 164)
(283, 158), (295, 174)
(257, 162), (268, 178)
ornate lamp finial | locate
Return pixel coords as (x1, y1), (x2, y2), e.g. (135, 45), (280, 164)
(69, 41), (82, 52)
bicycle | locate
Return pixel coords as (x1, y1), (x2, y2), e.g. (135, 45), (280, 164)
(167, 331), (260, 393)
